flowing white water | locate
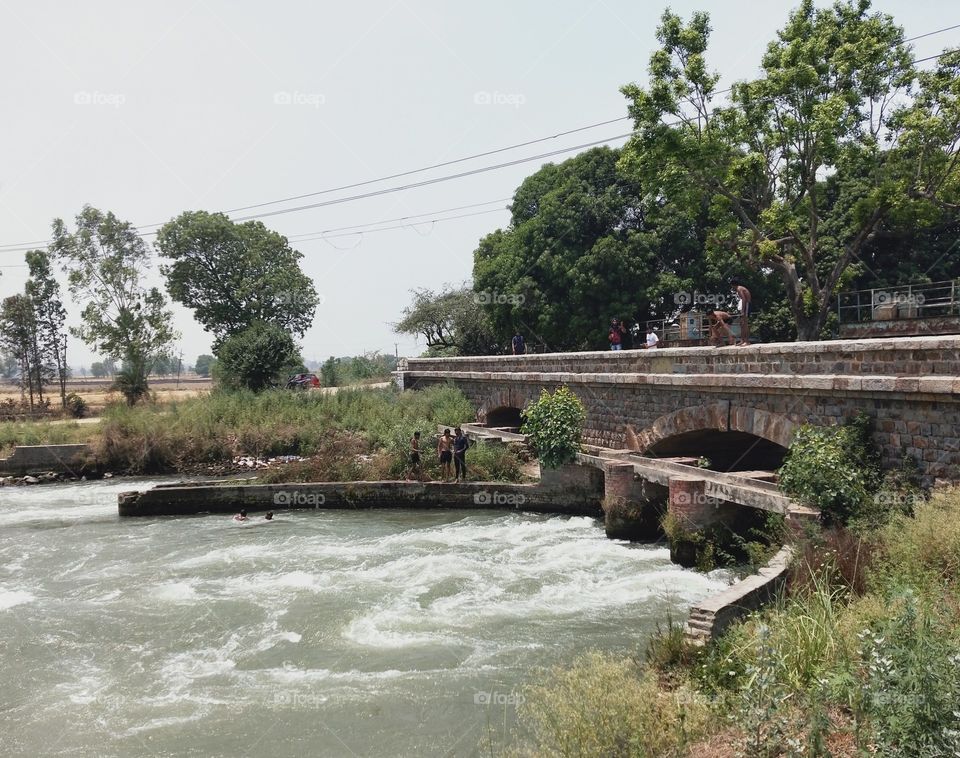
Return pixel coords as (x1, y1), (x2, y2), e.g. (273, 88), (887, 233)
(0, 478), (731, 757)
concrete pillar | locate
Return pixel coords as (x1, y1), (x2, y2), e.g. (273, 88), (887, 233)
(603, 463), (663, 541)
(666, 476), (717, 567)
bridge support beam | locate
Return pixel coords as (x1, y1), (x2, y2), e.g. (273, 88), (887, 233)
(666, 476), (736, 567)
(602, 462), (665, 541)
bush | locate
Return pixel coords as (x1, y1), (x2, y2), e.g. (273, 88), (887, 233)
(215, 321), (302, 391)
(65, 392), (88, 419)
(778, 415), (879, 525)
(520, 387), (585, 469)
(855, 596), (960, 756)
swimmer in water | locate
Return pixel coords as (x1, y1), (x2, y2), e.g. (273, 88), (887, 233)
(233, 509), (248, 521)
(264, 511), (274, 521)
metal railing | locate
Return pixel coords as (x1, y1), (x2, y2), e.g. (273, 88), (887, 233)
(642, 314), (740, 345)
(837, 280), (960, 324)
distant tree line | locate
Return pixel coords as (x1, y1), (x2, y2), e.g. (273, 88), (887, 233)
(0, 204), (320, 403)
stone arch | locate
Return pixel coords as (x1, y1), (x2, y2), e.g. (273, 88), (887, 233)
(476, 388), (537, 428)
(632, 402), (797, 453)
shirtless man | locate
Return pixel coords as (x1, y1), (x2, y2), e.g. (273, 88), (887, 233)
(437, 428), (454, 481)
(708, 310), (736, 347)
(731, 280), (752, 345)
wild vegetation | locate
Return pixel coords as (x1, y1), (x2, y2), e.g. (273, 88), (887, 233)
(81, 385), (524, 482)
(510, 487), (960, 757)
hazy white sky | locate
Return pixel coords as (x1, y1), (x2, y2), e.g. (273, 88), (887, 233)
(1, 0), (957, 367)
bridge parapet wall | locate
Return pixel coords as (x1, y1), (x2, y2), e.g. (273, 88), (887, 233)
(404, 335), (960, 377)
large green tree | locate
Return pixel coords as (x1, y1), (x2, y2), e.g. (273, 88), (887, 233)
(155, 211), (318, 347)
(473, 146), (697, 351)
(51, 206), (177, 404)
(620, 1), (960, 340)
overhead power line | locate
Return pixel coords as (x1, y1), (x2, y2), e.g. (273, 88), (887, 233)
(0, 22), (957, 254)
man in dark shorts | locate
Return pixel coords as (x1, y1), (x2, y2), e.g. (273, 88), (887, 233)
(708, 310), (736, 347)
(407, 431), (422, 481)
(453, 427), (469, 482)
(437, 428), (454, 481)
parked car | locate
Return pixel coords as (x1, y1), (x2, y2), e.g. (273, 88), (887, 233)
(285, 373), (320, 389)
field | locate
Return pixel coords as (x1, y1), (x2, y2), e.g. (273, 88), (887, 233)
(0, 376), (212, 415)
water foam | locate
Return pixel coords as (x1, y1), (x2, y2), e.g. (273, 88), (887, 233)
(0, 589), (35, 610)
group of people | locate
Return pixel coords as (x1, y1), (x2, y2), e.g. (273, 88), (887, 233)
(608, 320), (660, 351)
(610, 280), (752, 350)
(232, 510), (273, 521)
(407, 427), (470, 482)
(509, 281), (752, 354)
(706, 281), (752, 347)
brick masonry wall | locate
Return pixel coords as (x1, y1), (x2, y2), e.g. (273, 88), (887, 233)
(403, 336), (960, 483)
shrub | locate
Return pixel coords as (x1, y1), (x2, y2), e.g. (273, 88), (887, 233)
(854, 596), (960, 756)
(65, 392), (88, 419)
(778, 415), (880, 524)
(520, 387), (585, 469)
(215, 321), (302, 391)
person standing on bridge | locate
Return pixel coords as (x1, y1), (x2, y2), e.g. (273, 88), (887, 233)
(732, 280), (752, 346)
(608, 319), (624, 351)
(645, 326), (659, 349)
(453, 427), (469, 482)
(511, 332), (526, 355)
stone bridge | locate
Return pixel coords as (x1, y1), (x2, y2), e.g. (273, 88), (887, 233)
(398, 335), (960, 484)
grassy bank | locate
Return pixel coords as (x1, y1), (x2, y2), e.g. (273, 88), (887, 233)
(73, 384), (524, 482)
(507, 488), (960, 756)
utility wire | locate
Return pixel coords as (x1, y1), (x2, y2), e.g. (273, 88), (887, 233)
(0, 23), (957, 254)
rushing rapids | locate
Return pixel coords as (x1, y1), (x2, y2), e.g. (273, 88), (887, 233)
(1, 478), (731, 757)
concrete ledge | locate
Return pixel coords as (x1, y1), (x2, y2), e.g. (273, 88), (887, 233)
(685, 545), (794, 643)
(118, 479), (604, 518)
(0, 444), (91, 475)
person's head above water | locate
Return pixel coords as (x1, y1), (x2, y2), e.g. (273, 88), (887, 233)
(265, 511), (273, 520)
(239, 509), (247, 517)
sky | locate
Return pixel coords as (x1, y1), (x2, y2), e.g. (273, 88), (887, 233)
(1, 0), (957, 369)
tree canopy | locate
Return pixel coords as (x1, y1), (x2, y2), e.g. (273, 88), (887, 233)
(51, 205), (177, 404)
(619, 0), (960, 339)
(156, 211), (319, 347)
